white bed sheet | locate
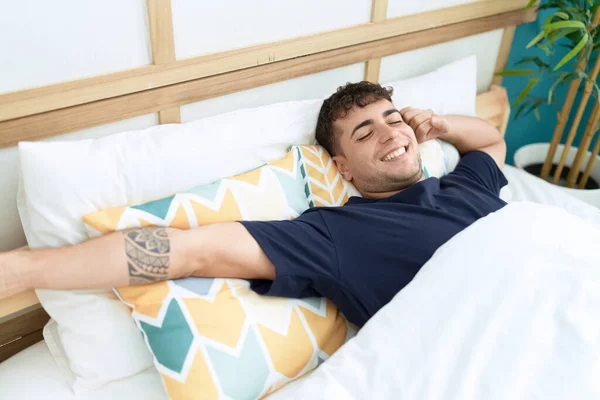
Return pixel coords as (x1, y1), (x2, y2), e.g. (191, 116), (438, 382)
(0, 341), (167, 399)
(0, 165), (597, 399)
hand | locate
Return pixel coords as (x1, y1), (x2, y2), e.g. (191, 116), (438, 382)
(399, 107), (450, 143)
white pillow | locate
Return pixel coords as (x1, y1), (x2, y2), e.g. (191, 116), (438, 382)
(17, 99), (322, 392)
(382, 55), (477, 117)
(17, 56), (477, 393)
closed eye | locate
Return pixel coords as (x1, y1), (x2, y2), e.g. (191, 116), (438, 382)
(389, 120), (403, 125)
(358, 131), (373, 142)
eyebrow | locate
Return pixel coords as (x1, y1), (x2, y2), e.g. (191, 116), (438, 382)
(351, 109), (401, 138)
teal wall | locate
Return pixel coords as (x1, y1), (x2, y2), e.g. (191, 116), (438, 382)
(503, 10), (594, 165)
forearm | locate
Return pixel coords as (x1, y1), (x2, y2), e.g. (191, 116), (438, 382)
(437, 115), (503, 155)
(0, 222), (273, 293)
(1, 227), (197, 292)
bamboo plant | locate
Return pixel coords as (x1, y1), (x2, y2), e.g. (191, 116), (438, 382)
(497, 0), (600, 189)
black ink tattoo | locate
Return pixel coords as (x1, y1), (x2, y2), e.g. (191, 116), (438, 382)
(124, 227), (170, 285)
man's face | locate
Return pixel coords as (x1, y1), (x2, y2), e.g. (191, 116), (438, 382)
(332, 99), (423, 199)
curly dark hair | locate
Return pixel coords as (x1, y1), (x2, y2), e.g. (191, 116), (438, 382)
(316, 81), (393, 156)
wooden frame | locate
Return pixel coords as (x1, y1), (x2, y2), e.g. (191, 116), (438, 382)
(0, 5), (534, 148)
(491, 25), (517, 86)
(364, 0), (389, 83)
(147, 0), (181, 124)
(0, 0), (530, 361)
(0, 0), (530, 128)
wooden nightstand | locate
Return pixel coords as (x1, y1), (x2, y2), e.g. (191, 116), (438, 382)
(0, 289), (49, 363)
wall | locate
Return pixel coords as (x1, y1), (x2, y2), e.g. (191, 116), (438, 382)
(503, 8), (595, 165)
(0, 0), (502, 251)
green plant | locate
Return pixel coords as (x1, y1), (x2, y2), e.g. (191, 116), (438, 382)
(496, 0), (600, 188)
(497, 0), (600, 119)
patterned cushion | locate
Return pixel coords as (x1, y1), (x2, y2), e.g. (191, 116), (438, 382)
(82, 148), (355, 400)
(293, 140), (447, 207)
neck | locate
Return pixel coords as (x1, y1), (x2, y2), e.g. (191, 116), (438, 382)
(359, 175), (426, 200)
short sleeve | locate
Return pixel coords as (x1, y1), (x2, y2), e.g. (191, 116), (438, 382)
(239, 210), (338, 299)
(450, 150), (508, 195)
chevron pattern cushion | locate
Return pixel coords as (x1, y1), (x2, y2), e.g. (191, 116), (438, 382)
(82, 148), (355, 400)
(292, 140), (447, 208)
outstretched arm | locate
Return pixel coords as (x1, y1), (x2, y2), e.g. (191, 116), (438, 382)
(400, 107), (506, 169)
(0, 223), (275, 293)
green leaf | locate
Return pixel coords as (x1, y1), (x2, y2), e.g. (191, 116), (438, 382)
(548, 72), (580, 104)
(525, 0), (537, 9)
(526, 31), (547, 48)
(522, 103), (537, 118)
(537, 43), (553, 56)
(534, 106), (541, 120)
(554, 33), (589, 70)
(514, 77), (539, 107)
(566, 29), (584, 47)
(515, 56), (551, 71)
(554, 11), (569, 20)
(543, 20), (587, 31)
(564, 6), (588, 22)
(494, 69), (535, 76)
(593, 82), (600, 102)
(548, 75), (566, 104)
(514, 100), (531, 120)
(547, 28), (579, 45)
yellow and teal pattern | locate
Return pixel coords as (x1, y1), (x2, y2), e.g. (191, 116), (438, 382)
(83, 148), (355, 400)
(293, 145), (360, 208)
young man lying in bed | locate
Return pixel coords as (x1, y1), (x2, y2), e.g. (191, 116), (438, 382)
(0, 82), (507, 328)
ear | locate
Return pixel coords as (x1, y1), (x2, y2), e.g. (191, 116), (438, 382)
(333, 155), (353, 182)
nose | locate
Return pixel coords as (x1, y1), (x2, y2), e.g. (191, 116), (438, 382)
(378, 123), (399, 144)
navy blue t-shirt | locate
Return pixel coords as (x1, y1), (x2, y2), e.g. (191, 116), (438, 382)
(240, 151), (508, 327)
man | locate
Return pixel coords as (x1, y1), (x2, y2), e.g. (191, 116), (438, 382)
(0, 82), (507, 327)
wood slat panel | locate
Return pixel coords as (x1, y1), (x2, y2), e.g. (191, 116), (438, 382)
(491, 25), (517, 86)
(0, 8), (535, 148)
(365, 0), (388, 82)
(0, 0), (530, 123)
(371, 0), (389, 22)
(147, 0), (176, 64)
(365, 58), (382, 83)
(147, 0), (181, 124)
(158, 107), (181, 124)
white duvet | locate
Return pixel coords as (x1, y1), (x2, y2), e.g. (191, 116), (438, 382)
(270, 202), (600, 400)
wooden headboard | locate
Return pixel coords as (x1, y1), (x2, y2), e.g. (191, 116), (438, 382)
(0, 0), (532, 362)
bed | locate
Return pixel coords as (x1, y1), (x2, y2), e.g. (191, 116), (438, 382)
(2, 1), (599, 399)
(1, 164), (598, 400)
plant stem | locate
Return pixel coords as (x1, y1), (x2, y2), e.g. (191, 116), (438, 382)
(567, 98), (600, 187)
(542, 6), (600, 183)
(540, 70), (582, 180)
(557, 54), (600, 186)
(578, 130), (600, 188)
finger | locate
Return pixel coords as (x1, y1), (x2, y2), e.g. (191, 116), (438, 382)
(415, 121), (433, 140)
(414, 117), (431, 135)
(431, 115), (450, 134)
(408, 112), (430, 132)
(399, 107), (417, 122)
(399, 106), (415, 116)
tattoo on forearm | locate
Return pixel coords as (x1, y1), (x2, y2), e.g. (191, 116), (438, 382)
(124, 227), (170, 285)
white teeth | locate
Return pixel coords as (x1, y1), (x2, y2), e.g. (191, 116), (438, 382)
(383, 147), (406, 161)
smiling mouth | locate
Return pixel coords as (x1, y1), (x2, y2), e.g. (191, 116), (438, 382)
(381, 146), (407, 161)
